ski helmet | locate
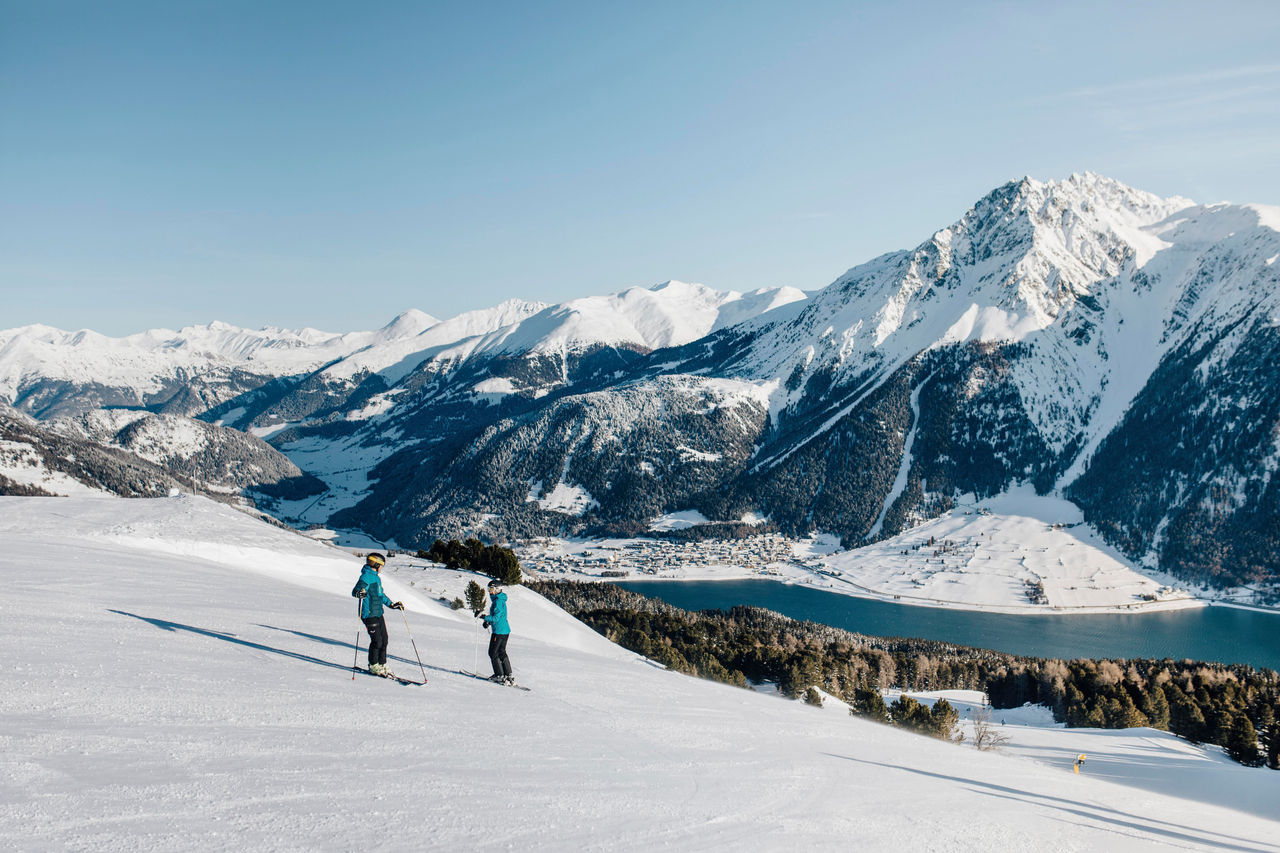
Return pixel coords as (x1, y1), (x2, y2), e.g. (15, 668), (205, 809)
(487, 579), (501, 590)
(366, 553), (386, 567)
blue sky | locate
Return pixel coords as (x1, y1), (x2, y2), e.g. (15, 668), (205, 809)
(3, 0), (1279, 335)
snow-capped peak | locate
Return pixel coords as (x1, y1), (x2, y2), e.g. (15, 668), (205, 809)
(377, 309), (440, 339)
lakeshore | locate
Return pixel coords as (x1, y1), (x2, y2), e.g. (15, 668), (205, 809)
(515, 488), (1278, 617)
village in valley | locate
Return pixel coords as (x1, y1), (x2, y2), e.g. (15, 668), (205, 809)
(516, 531), (819, 580)
(510, 496), (1200, 615)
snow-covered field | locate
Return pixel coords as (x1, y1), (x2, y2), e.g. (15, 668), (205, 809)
(816, 488), (1198, 614)
(2, 495), (1278, 852)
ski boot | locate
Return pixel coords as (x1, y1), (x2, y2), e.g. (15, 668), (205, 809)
(502, 675), (517, 687)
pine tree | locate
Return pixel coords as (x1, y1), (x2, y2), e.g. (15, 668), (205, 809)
(1203, 703), (1232, 747)
(1083, 697), (1107, 728)
(930, 699), (960, 741)
(1140, 685), (1170, 731)
(1252, 703), (1274, 751)
(1165, 685), (1207, 743)
(1114, 692), (1149, 729)
(465, 580), (486, 613)
(850, 686), (890, 723)
(1268, 721), (1280, 771)
(804, 687), (824, 707)
(1225, 714), (1261, 766)
(889, 695), (928, 732)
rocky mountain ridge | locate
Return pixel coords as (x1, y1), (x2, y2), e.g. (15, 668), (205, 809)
(4, 174), (1278, 589)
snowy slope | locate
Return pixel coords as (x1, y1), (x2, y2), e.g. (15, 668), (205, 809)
(2, 494), (1278, 852)
(820, 486), (1194, 612)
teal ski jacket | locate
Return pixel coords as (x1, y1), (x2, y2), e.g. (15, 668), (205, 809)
(352, 566), (394, 619)
(482, 591), (510, 635)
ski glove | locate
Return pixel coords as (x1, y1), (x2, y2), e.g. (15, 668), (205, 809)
(355, 589), (368, 598)
(389, 601), (404, 610)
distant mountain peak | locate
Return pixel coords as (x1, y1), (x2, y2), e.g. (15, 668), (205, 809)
(379, 309), (440, 338)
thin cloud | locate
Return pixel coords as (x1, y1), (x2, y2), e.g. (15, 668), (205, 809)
(1027, 64), (1280, 106)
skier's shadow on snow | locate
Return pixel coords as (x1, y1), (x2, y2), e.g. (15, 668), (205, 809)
(824, 755), (1278, 852)
(257, 624), (457, 676)
(109, 610), (352, 673)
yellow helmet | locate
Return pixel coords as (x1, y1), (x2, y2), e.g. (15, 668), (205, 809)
(366, 553), (386, 568)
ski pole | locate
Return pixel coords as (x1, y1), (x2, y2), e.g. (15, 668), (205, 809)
(398, 607), (429, 684)
(352, 599), (362, 680)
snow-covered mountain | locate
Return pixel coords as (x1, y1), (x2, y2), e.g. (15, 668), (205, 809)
(0, 402), (323, 506)
(52, 409), (324, 500)
(0, 312), (440, 419)
(0, 403), (191, 497)
(325, 174), (1279, 589)
(4, 494), (1277, 851)
(5, 174), (1279, 589)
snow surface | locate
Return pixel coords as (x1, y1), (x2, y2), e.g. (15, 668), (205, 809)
(526, 480), (599, 516)
(0, 439), (107, 496)
(648, 509), (712, 531)
(2, 495), (1277, 852)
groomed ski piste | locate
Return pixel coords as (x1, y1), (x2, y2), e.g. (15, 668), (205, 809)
(2, 495), (1277, 852)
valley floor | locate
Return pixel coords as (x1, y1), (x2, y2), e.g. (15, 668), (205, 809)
(2, 495), (1279, 852)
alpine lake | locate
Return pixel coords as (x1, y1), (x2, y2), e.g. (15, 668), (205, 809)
(614, 579), (1280, 672)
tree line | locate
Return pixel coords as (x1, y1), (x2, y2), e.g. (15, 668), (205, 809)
(420, 538), (523, 585)
(529, 580), (1280, 767)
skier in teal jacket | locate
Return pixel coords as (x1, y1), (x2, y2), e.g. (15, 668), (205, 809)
(352, 553), (402, 677)
(479, 579), (514, 685)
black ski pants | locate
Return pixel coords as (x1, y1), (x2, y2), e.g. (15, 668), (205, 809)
(488, 632), (512, 678)
(363, 617), (389, 666)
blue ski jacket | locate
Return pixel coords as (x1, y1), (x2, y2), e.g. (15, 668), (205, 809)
(482, 591), (510, 635)
(352, 566), (394, 619)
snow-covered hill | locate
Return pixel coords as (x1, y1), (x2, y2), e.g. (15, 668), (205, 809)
(2, 494), (1276, 851)
(50, 408), (324, 500)
(1, 405), (188, 498)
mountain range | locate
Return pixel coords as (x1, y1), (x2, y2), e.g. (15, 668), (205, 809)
(3, 173), (1277, 589)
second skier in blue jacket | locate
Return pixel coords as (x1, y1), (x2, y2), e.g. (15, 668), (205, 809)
(480, 579), (514, 685)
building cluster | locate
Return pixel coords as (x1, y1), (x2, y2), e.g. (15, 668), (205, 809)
(517, 533), (815, 578)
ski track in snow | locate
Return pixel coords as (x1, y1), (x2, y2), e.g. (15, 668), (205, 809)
(1, 494), (1278, 852)
(868, 373), (932, 540)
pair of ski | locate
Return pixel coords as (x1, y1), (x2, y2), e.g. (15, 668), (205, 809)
(361, 667), (529, 691)
(455, 669), (531, 692)
(362, 668), (426, 686)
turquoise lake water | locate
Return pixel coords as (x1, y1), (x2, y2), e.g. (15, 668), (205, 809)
(615, 579), (1280, 671)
